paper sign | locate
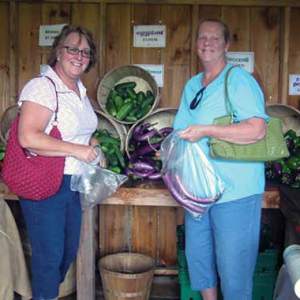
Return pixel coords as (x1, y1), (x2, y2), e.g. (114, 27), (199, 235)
(133, 25), (166, 48)
(136, 64), (164, 87)
(39, 24), (66, 47)
(226, 52), (254, 73)
(289, 74), (300, 96)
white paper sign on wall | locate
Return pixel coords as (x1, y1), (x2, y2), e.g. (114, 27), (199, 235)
(39, 24), (66, 47)
(289, 74), (300, 96)
(136, 64), (164, 87)
(226, 52), (254, 73)
(133, 25), (166, 48)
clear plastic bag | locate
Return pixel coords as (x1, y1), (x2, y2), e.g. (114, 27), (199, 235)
(160, 131), (225, 219)
(70, 163), (128, 210)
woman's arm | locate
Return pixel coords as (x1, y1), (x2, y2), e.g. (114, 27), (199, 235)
(179, 117), (267, 144)
(18, 101), (98, 163)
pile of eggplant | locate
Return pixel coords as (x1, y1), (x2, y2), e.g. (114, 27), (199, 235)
(162, 172), (218, 215)
(126, 122), (173, 180)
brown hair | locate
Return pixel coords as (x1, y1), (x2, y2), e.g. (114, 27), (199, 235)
(48, 25), (97, 73)
(198, 18), (231, 44)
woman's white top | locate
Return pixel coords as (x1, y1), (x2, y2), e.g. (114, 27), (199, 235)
(18, 65), (98, 175)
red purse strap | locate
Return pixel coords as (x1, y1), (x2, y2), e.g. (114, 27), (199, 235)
(42, 75), (59, 123)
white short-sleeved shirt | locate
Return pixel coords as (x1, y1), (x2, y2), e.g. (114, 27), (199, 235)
(18, 65), (98, 175)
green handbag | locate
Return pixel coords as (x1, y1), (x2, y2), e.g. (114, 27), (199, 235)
(210, 66), (289, 161)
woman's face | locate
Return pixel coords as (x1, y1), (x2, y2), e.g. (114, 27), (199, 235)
(196, 21), (229, 65)
(56, 32), (91, 80)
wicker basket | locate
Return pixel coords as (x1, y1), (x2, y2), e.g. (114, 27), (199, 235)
(266, 104), (300, 135)
(97, 65), (159, 125)
(95, 110), (127, 152)
(0, 104), (19, 145)
(125, 107), (177, 158)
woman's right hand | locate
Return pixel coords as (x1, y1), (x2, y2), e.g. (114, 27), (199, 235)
(73, 144), (99, 164)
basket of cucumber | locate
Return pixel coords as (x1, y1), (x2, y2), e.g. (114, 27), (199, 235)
(97, 65), (159, 125)
(93, 110), (127, 174)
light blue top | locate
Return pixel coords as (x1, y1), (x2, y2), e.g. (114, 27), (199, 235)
(173, 64), (269, 203)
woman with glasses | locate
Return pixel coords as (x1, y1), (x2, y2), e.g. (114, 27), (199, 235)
(17, 25), (104, 300)
(173, 19), (268, 300)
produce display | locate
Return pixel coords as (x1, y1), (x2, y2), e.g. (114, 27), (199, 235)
(105, 81), (155, 122)
(93, 129), (125, 174)
(265, 129), (300, 188)
(126, 122), (173, 180)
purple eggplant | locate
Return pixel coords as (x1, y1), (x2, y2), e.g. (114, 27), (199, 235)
(174, 175), (217, 204)
(158, 127), (173, 137)
(130, 142), (161, 160)
(147, 172), (162, 180)
(130, 161), (155, 172)
(163, 173), (205, 214)
(134, 128), (158, 142)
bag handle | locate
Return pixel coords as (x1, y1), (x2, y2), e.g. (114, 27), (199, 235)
(42, 75), (59, 123)
(224, 65), (238, 121)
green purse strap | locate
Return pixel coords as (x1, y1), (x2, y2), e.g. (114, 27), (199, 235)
(224, 65), (239, 120)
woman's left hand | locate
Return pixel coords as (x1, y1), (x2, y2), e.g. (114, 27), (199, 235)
(178, 125), (208, 142)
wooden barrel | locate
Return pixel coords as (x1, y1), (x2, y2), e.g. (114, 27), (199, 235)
(98, 252), (155, 300)
(97, 65), (159, 125)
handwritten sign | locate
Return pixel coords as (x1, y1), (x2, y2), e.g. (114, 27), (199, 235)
(133, 25), (166, 48)
(289, 74), (300, 96)
(226, 52), (254, 73)
(136, 64), (164, 87)
(39, 24), (66, 47)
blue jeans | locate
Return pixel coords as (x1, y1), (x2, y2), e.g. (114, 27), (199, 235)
(20, 175), (81, 300)
(185, 194), (263, 300)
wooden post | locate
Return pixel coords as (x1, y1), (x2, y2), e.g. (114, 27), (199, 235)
(76, 202), (96, 300)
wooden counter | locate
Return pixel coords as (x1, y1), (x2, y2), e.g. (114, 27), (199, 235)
(0, 182), (280, 300)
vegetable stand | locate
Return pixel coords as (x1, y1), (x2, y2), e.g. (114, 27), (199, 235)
(0, 182), (280, 300)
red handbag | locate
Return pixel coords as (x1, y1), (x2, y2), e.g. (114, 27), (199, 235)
(1, 76), (65, 200)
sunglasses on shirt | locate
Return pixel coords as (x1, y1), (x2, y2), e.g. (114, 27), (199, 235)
(189, 86), (206, 110)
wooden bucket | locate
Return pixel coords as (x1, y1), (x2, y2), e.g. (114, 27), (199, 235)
(97, 65), (159, 125)
(98, 252), (155, 300)
(125, 107), (177, 159)
(0, 104), (19, 145)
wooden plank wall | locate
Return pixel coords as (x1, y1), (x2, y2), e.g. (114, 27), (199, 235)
(1, 0), (300, 267)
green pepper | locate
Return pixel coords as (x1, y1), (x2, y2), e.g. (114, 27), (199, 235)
(116, 102), (133, 120)
(109, 166), (122, 174)
(286, 156), (300, 170)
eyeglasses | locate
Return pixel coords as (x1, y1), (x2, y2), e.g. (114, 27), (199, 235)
(189, 86), (206, 110)
(63, 46), (92, 58)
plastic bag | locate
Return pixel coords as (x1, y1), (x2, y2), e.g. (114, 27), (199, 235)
(160, 131), (225, 219)
(71, 163), (128, 209)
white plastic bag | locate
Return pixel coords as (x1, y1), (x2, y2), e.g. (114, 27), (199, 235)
(160, 131), (224, 218)
(71, 163), (127, 209)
